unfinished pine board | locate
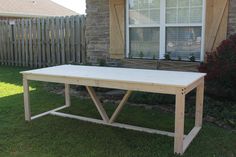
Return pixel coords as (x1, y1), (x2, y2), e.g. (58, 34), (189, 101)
(65, 84), (71, 107)
(195, 82), (204, 127)
(21, 65), (206, 155)
(23, 78), (31, 121)
(174, 92), (186, 155)
(109, 90), (132, 123)
(22, 65), (205, 88)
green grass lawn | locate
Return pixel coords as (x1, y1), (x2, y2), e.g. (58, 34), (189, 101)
(0, 66), (235, 157)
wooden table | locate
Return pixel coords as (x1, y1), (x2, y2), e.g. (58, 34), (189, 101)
(21, 65), (206, 155)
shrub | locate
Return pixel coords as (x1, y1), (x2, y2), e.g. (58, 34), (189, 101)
(198, 34), (236, 100)
(164, 52), (171, 60)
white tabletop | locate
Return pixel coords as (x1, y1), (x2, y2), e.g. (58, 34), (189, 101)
(21, 65), (206, 87)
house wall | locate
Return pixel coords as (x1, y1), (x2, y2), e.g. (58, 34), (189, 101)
(86, 0), (110, 64)
(85, 0), (231, 71)
(228, 0), (236, 35)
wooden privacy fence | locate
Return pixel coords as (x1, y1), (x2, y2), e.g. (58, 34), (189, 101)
(0, 15), (86, 67)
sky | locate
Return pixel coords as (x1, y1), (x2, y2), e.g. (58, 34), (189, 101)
(51, 0), (86, 14)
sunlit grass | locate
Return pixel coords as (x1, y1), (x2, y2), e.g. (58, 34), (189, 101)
(0, 82), (35, 98)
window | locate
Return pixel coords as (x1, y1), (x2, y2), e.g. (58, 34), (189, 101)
(128, 0), (160, 59)
(126, 0), (205, 61)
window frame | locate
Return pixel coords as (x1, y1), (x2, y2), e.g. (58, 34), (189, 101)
(126, 0), (206, 62)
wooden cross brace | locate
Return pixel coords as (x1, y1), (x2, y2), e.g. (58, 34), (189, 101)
(86, 86), (132, 124)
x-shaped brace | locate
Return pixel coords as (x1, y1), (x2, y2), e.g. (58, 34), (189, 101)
(86, 86), (132, 124)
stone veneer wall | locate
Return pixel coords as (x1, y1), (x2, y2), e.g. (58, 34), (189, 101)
(228, 0), (236, 36)
(85, 0), (110, 64)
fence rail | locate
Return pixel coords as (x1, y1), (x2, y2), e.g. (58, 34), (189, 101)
(0, 15), (86, 67)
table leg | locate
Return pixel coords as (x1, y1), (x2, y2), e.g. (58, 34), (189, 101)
(86, 86), (109, 123)
(174, 91), (186, 155)
(65, 84), (71, 107)
(23, 77), (31, 121)
(195, 80), (204, 127)
(109, 90), (132, 123)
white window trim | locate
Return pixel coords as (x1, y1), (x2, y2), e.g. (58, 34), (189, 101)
(126, 0), (206, 62)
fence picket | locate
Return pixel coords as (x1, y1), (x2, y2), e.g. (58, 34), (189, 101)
(9, 22), (14, 66)
(60, 17), (65, 64)
(65, 16), (70, 63)
(75, 15), (81, 63)
(28, 20), (33, 67)
(81, 15), (86, 64)
(41, 18), (46, 67)
(32, 19), (38, 67)
(21, 20), (25, 66)
(70, 16), (75, 63)
(37, 18), (42, 67)
(45, 18), (50, 66)
(0, 21), (3, 64)
(55, 17), (60, 64)
(50, 17), (55, 65)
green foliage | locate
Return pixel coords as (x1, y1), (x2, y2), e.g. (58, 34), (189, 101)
(152, 54), (156, 60)
(189, 54), (196, 62)
(139, 51), (144, 58)
(129, 92), (175, 105)
(128, 52), (133, 59)
(98, 58), (107, 66)
(178, 56), (182, 61)
(199, 34), (236, 100)
(164, 52), (171, 60)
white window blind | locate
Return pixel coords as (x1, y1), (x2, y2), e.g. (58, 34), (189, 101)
(166, 0), (202, 24)
(129, 0), (160, 25)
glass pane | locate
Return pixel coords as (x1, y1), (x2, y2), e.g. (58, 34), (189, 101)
(178, 8), (189, 23)
(130, 28), (160, 59)
(190, 7), (202, 23)
(166, 8), (177, 23)
(166, 27), (202, 60)
(166, 0), (177, 7)
(191, 0), (202, 6)
(129, 0), (160, 25)
(139, 0), (149, 9)
(150, 0), (160, 8)
(150, 9), (160, 24)
(129, 0), (139, 10)
(166, 0), (202, 24)
(179, 0), (189, 7)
